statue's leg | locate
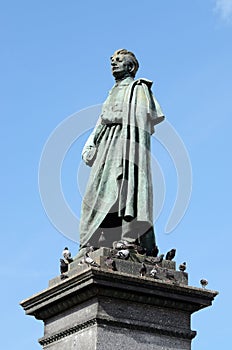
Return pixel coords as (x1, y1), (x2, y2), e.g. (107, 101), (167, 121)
(98, 201), (122, 247)
(139, 226), (156, 255)
(121, 219), (155, 251)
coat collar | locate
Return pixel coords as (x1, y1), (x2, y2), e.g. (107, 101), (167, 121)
(114, 76), (134, 87)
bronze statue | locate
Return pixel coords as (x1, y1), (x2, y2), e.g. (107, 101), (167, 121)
(79, 49), (164, 254)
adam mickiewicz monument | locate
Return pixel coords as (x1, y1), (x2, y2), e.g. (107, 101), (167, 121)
(20, 49), (218, 350)
(79, 49), (164, 253)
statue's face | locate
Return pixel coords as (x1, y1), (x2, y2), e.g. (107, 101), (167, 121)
(110, 53), (131, 79)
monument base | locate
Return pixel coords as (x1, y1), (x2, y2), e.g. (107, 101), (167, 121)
(20, 248), (218, 350)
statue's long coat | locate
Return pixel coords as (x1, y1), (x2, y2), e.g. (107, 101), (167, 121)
(80, 77), (164, 248)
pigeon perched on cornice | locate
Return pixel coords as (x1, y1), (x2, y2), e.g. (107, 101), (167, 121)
(136, 245), (146, 255)
(116, 249), (130, 260)
(139, 263), (147, 277)
(113, 240), (134, 250)
(62, 247), (73, 263)
(165, 249), (176, 261)
(179, 262), (186, 272)
(84, 253), (100, 267)
(60, 259), (69, 280)
(60, 258), (68, 274)
(113, 241), (125, 249)
(150, 267), (158, 278)
(200, 279), (208, 289)
(150, 244), (159, 257)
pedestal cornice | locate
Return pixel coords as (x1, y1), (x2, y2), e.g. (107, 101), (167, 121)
(21, 266), (218, 321)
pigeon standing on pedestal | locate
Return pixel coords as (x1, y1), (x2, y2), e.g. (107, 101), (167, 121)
(150, 244), (159, 257)
(62, 247), (73, 263)
(113, 241), (134, 249)
(150, 267), (158, 278)
(179, 262), (186, 272)
(136, 245), (146, 255)
(84, 253), (100, 267)
(139, 263), (147, 277)
(165, 249), (176, 261)
(113, 241), (123, 249)
(60, 247), (73, 280)
(60, 259), (68, 273)
(200, 279), (208, 289)
(60, 259), (69, 280)
(116, 249), (130, 260)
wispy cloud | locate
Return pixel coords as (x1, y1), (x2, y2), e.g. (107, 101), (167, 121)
(214, 0), (232, 21)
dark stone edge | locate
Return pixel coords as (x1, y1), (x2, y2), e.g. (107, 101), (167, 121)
(38, 317), (196, 346)
(21, 268), (218, 309)
(21, 268), (218, 321)
(39, 319), (97, 345)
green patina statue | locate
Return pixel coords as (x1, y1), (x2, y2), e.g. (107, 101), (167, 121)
(79, 49), (164, 254)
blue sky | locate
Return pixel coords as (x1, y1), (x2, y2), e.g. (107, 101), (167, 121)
(1, 1), (231, 348)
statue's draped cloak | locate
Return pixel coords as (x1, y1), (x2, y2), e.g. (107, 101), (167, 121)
(80, 77), (164, 247)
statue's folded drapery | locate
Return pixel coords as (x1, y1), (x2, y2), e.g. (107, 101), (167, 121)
(80, 77), (164, 249)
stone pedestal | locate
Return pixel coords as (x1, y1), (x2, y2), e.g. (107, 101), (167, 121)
(20, 248), (218, 350)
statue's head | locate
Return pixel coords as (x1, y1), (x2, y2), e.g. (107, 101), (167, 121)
(110, 49), (139, 80)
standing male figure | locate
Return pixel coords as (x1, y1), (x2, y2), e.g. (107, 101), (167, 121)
(79, 49), (164, 253)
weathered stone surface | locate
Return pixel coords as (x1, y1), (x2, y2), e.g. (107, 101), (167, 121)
(49, 247), (184, 288)
(20, 253), (218, 350)
(96, 326), (191, 350)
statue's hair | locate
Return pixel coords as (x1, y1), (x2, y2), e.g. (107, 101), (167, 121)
(113, 49), (139, 77)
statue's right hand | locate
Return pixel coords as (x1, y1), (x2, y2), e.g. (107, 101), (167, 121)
(82, 146), (97, 167)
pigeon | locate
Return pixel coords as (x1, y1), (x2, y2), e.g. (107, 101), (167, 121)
(150, 244), (159, 257)
(179, 262), (186, 272)
(116, 249), (130, 260)
(60, 259), (69, 280)
(113, 240), (134, 249)
(62, 247), (73, 263)
(165, 249), (176, 261)
(60, 258), (68, 274)
(150, 267), (158, 278)
(113, 241), (125, 249)
(200, 279), (208, 289)
(139, 263), (147, 277)
(136, 245), (146, 255)
(84, 253), (100, 267)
